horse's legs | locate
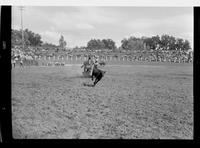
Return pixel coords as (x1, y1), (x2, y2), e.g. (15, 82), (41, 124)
(91, 70), (95, 81)
(91, 75), (94, 81)
(93, 79), (98, 86)
(93, 75), (102, 86)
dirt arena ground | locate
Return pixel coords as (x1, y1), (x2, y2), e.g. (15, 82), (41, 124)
(11, 63), (193, 139)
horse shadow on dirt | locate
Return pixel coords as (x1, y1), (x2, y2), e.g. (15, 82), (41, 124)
(82, 83), (95, 87)
(67, 74), (104, 87)
(68, 75), (91, 79)
(67, 75), (95, 87)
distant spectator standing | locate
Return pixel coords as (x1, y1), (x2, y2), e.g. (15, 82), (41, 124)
(188, 51), (193, 63)
(20, 58), (24, 67)
(12, 59), (16, 68)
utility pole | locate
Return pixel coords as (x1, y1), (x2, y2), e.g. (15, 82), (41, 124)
(19, 6), (25, 50)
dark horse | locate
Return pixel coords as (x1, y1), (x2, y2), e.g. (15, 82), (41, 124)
(91, 65), (106, 86)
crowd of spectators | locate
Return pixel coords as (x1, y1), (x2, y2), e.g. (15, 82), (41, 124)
(11, 46), (193, 67)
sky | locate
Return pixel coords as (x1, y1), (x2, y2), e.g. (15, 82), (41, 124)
(12, 6), (193, 48)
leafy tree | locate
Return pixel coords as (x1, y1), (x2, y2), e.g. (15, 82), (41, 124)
(143, 37), (154, 50)
(87, 38), (115, 50)
(24, 29), (43, 46)
(12, 29), (22, 46)
(175, 38), (184, 51)
(182, 39), (191, 51)
(160, 34), (171, 50)
(121, 36), (145, 51)
(59, 35), (67, 50)
(12, 28), (43, 47)
(175, 38), (191, 51)
(121, 38), (129, 50)
(23, 30), (31, 46)
(160, 34), (176, 51)
(42, 42), (57, 50)
(96, 39), (105, 49)
(102, 39), (116, 50)
(87, 39), (99, 50)
(151, 35), (161, 50)
(168, 36), (176, 50)
(127, 39), (144, 51)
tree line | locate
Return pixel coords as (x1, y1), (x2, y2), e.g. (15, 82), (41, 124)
(12, 29), (66, 50)
(87, 39), (116, 50)
(85, 35), (191, 52)
(12, 29), (43, 47)
(12, 28), (191, 52)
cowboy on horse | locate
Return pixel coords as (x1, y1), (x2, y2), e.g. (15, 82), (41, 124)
(81, 56), (93, 76)
(81, 55), (101, 77)
(81, 55), (106, 86)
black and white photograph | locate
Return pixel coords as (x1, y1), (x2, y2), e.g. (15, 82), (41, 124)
(9, 4), (194, 139)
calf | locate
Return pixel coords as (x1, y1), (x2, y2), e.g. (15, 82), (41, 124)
(91, 66), (106, 86)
